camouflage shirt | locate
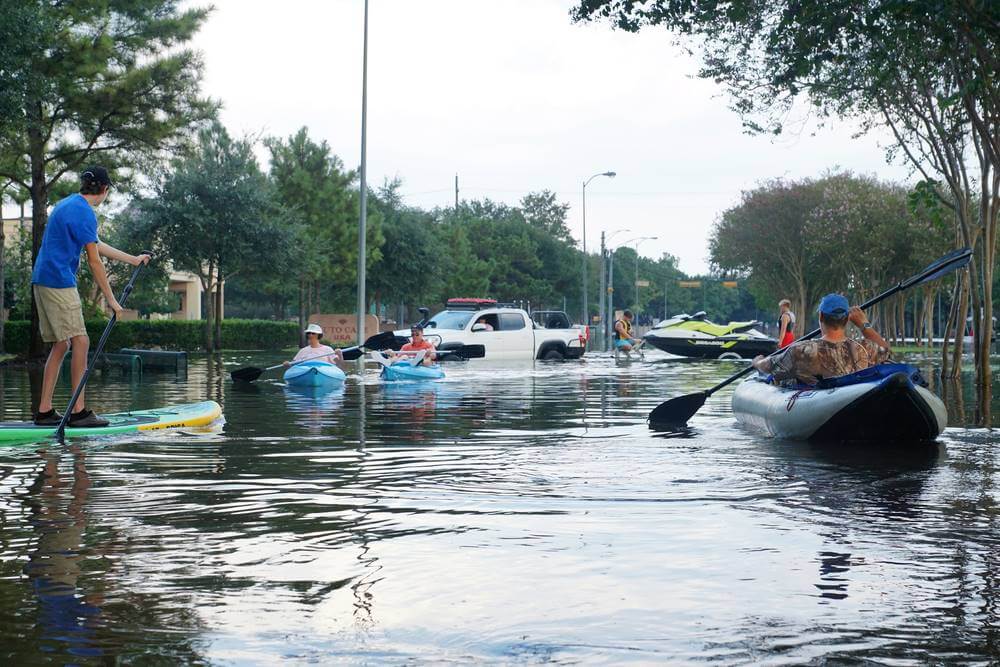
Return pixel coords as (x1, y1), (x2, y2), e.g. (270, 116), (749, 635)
(758, 338), (891, 386)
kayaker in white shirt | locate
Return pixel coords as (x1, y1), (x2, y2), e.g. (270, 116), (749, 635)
(284, 323), (341, 367)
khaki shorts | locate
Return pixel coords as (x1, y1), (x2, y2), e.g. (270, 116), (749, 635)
(33, 285), (87, 343)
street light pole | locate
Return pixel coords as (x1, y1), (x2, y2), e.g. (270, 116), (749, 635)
(356, 0), (369, 346)
(581, 171), (616, 326)
(598, 231), (606, 350)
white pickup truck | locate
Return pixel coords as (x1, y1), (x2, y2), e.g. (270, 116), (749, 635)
(399, 299), (587, 361)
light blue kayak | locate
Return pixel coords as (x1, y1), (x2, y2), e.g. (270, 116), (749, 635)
(382, 361), (445, 381)
(283, 360), (346, 388)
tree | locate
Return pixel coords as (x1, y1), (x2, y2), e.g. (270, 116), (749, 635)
(521, 190), (573, 242)
(573, 0), (999, 382)
(368, 179), (439, 322)
(127, 123), (293, 351)
(266, 127), (382, 328)
(0, 0), (216, 355)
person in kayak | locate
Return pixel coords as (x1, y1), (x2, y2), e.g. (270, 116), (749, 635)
(390, 324), (437, 366)
(284, 323), (341, 367)
(777, 299), (796, 348)
(752, 293), (891, 386)
(614, 310), (641, 352)
(31, 166), (150, 427)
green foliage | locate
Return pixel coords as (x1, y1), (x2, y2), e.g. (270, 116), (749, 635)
(2, 318), (297, 354)
(368, 179), (439, 308)
(265, 127), (383, 314)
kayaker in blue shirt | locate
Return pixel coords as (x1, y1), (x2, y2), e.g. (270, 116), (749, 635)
(31, 166), (150, 427)
(752, 293), (891, 386)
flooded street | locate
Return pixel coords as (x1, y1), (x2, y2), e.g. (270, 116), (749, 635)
(1, 351), (998, 663)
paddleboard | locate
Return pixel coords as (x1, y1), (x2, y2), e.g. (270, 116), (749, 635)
(0, 400), (223, 444)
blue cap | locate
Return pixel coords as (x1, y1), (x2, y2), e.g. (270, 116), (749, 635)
(817, 293), (850, 317)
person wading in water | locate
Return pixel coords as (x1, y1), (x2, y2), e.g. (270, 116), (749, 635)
(777, 299), (796, 349)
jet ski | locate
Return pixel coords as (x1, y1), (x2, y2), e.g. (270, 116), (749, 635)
(643, 311), (777, 359)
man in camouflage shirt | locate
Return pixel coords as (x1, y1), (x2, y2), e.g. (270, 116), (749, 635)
(752, 293), (891, 386)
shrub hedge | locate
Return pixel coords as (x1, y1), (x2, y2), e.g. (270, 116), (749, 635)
(1, 319), (298, 354)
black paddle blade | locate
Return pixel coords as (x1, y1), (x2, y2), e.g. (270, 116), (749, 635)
(903, 247), (972, 289)
(340, 348), (363, 361)
(648, 391), (708, 427)
(231, 366), (264, 382)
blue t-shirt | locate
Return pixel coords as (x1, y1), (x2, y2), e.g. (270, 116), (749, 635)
(31, 194), (99, 288)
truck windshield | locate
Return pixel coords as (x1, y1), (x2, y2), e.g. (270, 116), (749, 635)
(426, 310), (474, 330)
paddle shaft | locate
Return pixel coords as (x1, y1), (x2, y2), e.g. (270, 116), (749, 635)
(55, 260), (147, 442)
(704, 261), (966, 399)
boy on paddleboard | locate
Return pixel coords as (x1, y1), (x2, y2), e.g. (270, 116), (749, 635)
(31, 166), (150, 426)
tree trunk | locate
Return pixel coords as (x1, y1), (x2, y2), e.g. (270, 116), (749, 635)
(27, 115), (49, 358)
(949, 269), (970, 379)
(941, 277), (960, 377)
(298, 280), (305, 347)
(203, 260), (215, 352)
(214, 270), (223, 350)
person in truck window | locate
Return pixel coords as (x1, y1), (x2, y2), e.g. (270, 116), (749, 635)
(752, 293), (891, 386)
(390, 324), (437, 366)
(475, 316), (494, 331)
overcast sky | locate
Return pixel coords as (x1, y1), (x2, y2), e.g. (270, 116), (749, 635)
(10, 0), (917, 274)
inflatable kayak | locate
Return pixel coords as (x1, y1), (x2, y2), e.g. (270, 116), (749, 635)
(382, 361), (445, 381)
(732, 363), (947, 442)
(0, 400), (223, 445)
(283, 360), (346, 388)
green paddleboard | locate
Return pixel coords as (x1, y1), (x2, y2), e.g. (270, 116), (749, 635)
(0, 400), (222, 444)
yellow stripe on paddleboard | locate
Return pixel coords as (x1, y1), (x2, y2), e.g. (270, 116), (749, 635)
(136, 401), (223, 432)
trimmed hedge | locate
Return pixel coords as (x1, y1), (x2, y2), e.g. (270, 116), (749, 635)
(1, 319), (298, 354)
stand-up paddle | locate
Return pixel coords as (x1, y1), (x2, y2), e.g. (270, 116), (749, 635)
(230, 330), (398, 382)
(648, 247), (973, 427)
(54, 258), (149, 443)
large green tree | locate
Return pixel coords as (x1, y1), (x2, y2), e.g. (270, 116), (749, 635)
(266, 127), (382, 328)
(573, 0), (999, 380)
(126, 123), (293, 351)
(0, 0), (215, 355)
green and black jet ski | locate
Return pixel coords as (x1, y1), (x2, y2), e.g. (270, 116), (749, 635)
(643, 311), (777, 359)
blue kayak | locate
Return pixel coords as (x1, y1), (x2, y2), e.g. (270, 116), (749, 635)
(283, 360), (346, 388)
(382, 361), (445, 381)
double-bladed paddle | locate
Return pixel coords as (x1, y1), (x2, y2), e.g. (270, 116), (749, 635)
(648, 247), (973, 427)
(230, 330), (398, 382)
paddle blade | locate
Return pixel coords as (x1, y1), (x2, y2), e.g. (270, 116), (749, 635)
(340, 348), (363, 361)
(363, 330), (397, 350)
(648, 391), (707, 427)
(459, 344), (485, 359)
(903, 247), (972, 289)
(231, 366), (264, 382)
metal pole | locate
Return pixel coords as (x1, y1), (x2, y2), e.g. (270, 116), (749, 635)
(581, 180), (588, 326)
(356, 0), (369, 346)
(607, 250), (615, 352)
(599, 231), (606, 350)
(635, 243), (639, 308)
(455, 173), (459, 209)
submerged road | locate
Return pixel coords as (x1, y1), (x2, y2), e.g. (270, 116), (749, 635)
(0, 351), (997, 663)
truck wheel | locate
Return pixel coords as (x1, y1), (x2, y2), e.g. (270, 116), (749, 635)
(542, 349), (565, 361)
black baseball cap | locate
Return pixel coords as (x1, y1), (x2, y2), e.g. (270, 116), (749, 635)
(81, 166), (113, 187)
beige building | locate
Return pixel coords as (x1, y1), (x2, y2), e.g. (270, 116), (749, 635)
(2, 215), (220, 321)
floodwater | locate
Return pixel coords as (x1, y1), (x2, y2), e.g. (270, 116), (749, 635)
(0, 350), (998, 664)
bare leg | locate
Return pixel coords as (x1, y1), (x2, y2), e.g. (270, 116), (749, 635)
(38, 340), (70, 413)
(69, 334), (90, 413)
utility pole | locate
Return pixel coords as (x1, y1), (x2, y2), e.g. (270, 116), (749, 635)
(455, 173), (459, 209)
(598, 231), (606, 351)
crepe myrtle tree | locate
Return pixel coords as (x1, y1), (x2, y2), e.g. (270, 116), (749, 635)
(129, 123), (294, 351)
(0, 0), (216, 355)
(573, 0), (999, 382)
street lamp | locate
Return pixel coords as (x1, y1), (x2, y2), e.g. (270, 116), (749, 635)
(606, 236), (656, 351)
(356, 0), (370, 346)
(631, 236), (657, 307)
(581, 170), (616, 326)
